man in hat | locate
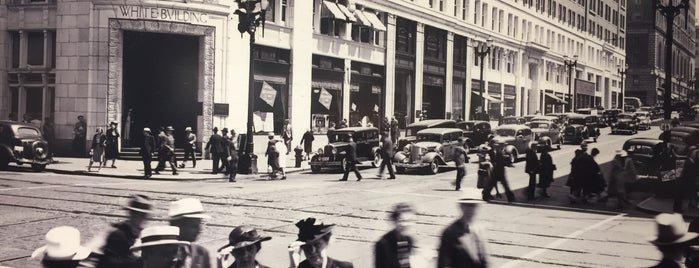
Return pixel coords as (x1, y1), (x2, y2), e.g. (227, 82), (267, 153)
(524, 142), (540, 200)
(482, 143), (515, 202)
(648, 213), (698, 267)
(290, 218), (353, 268)
(224, 128), (239, 182)
(180, 127), (197, 169)
(131, 226), (190, 268)
(96, 195), (153, 268)
(217, 226), (272, 268)
(32, 226), (91, 268)
(218, 128), (232, 173)
(377, 131), (396, 180)
(567, 141), (589, 203)
(140, 128), (156, 179)
(340, 135), (362, 181)
(155, 126), (178, 175)
(168, 198), (212, 268)
(374, 203), (416, 268)
(73, 115), (87, 157)
(104, 121), (120, 168)
(438, 192), (490, 268)
(453, 138), (469, 191)
(205, 127), (226, 174)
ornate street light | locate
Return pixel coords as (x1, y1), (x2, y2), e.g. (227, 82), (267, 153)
(654, 0), (688, 123)
(617, 64), (628, 112)
(472, 36), (493, 120)
(563, 55), (578, 112)
(235, 0), (268, 174)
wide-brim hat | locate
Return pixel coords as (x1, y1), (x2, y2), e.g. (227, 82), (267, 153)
(580, 141), (589, 148)
(166, 126), (175, 131)
(143, 127), (151, 132)
(217, 226), (272, 252)
(168, 198), (211, 220)
(130, 226), (189, 250)
(185, 127), (192, 132)
(295, 218), (335, 243)
(648, 213), (698, 245)
(31, 226), (91, 261)
(123, 194), (153, 214)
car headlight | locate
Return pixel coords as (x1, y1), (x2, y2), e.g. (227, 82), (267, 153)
(612, 123), (617, 126)
(630, 123), (635, 126)
(404, 144), (411, 153)
(13, 146), (22, 152)
(419, 147), (427, 155)
(332, 148), (337, 155)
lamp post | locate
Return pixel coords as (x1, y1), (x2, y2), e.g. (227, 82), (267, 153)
(617, 64), (628, 112)
(563, 55), (578, 112)
(235, 0), (268, 174)
(654, 0), (688, 124)
(472, 37), (493, 120)
(689, 78), (696, 104)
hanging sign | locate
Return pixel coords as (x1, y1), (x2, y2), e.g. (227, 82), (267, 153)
(319, 88), (333, 110)
(259, 82), (277, 107)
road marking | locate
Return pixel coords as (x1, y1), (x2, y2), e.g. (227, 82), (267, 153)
(0, 180), (172, 192)
(498, 213), (626, 268)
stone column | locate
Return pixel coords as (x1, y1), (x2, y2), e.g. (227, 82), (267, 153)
(290, 0), (314, 143)
(414, 23), (424, 121)
(0, 1), (8, 119)
(464, 37), (474, 120)
(384, 14), (397, 118)
(342, 58), (351, 122)
(445, 32), (454, 119)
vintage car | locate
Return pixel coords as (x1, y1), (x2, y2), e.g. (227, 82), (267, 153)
(397, 119), (456, 150)
(499, 116), (526, 126)
(491, 124), (535, 164)
(456, 120), (493, 150)
(309, 127), (380, 173)
(622, 138), (669, 179)
(547, 112), (577, 126)
(563, 114), (601, 144)
(522, 115), (537, 123)
(611, 113), (639, 135)
(634, 111), (652, 130)
(668, 126), (699, 158)
(528, 121), (563, 150)
(393, 128), (468, 174)
(531, 115), (561, 125)
(0, 120), (51, 171)
(602, 109), (623, 125)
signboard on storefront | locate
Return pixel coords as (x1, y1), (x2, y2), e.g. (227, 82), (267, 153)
(115, 5), (209, 24)
(260, 82), (277, 107)
(575, 79), (595, 96)
(318, 88), (333, 110)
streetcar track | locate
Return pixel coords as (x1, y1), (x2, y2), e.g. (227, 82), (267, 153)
(490, 253), (593, 267)
(0, 216), (67, 228)
(487, 228), (649, 246)
(488, 240), (656, 261)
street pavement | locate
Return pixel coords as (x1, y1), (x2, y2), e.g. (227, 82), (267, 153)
(0, 125), (683, 268)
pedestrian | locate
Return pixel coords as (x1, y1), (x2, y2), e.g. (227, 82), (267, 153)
(300, 128), (315, 160)
(217, 226), (272, 268)
(674, 148), (699, 212)
(265, 133), (282, 179)
(647, 213), (698, 268)
(338, 119), (349, 129)
(476, 145), (497, 196)
(390, 116), (400, 145)
(482, 143), (515, 202)
(537, 138), (555, 198)
(155, 126), (178, 175)
(225, 130), (239, 182)
(168, 198), (212, 268)
(288, 218), (353, 268)
(374, 203), (417, 268)
(340, 135), (362, 181)
(524, 142), (540, 200)
(218, 128), (231, 173)
(96, 195), (153, 268)
(87, 128), (106, 172)
(567, 142), (588, 203)
(205, 127), (226, 174)
(124, 109), (133, 147)
(438, 191), (490, 268)
(180, 127), (197, 168)
(156, 126), (166, 171)
(453, 138), (469, 190)
(32, 226), (91, 268)
(377, 131), (397, 180)
(43, 117), (55, 160)
(327, 122), (336, 141)
(140, 128), (156, 179)
(73, 115), (87, 157)
(587, 148), (607, 202)
(104, 121), (120, 168)
(382, 117), (390, 135)
(283, 119), (293, 155)
(131, 226), (189, 268)
(606, 149), (636, 209)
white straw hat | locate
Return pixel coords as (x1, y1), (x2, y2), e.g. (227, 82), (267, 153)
(168, 198), (211, 220)
(31, 226), (91, 261)
(130, 226), (189, 250)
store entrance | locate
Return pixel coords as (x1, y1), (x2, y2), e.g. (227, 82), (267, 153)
(122, 31), (200, 148)
(422, 85), (445, 119)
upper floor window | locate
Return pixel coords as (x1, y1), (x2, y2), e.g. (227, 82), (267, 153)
(10, 30), (55, 69)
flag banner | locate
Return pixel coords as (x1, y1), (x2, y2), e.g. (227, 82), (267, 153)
(319, 88), (333, 110)
(260, 82), (277, 107)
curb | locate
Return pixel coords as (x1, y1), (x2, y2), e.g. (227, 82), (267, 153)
(45, 166), (311, 181)
(635, 196), (699, 220)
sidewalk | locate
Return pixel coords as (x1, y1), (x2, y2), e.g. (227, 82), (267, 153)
(636, 196), (699, 219)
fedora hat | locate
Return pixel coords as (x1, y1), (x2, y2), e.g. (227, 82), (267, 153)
(130, 226), (189, 250)
(123, 194), (153, 214)
(168, 198), (211, 220)
(109, 121), (118, 125)
(457, 188), (486, 205)
(615, 149), (628, 158)
(185, 127), (192, 132)
(143, 127), (151, 132)
(166, 126), (174, 131)
(649, 213), (698, 245)
(31, 226), (91, 261)
(295, 218), (335, 243)
(217, 226), (272, 252)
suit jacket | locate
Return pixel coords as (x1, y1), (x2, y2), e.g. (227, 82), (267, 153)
(96, 222), (141, 268)
(381, 137), (394, 158)
(524, 149), (539, 174)
(437, 220), (489, 268)
(176, 243), (211, 268)
(346, 141), (358, 162)
(298, 257), (353, 268)
(206, 134), (227, 154)
(140, 134), (155, 157)
(374, 230), (414, 268)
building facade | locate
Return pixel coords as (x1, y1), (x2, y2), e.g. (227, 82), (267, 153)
(626, 0), (695, 107)
(1, 0), (626, 154)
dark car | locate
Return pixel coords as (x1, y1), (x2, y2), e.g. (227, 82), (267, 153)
(529, 121), (563, 150)
(491, 124), (535, 164)
(563, 114), (600, 144)
(603, 109), (622, 125)
(611, 113), (638, 135)
(499, 116), (526, 126)
(309, 127), (380, 173)
(668, 126), (699, 158)
(623, 138), (669, 178)
(393, 128), (468, 174)
(456, 120), (493, 150)
(0, 121), (51, 171)
(397, 119), (456, 150)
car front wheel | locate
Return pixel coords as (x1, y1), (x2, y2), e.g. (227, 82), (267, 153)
(427, 160), (439, 175)
(372, 152), (381, 168)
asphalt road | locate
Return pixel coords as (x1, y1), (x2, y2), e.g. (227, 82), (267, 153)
(0, 126), (669, 268)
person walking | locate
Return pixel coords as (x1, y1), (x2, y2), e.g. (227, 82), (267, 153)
(96, 195), (153, 268)
(453, 138), (469, 190)
(43, 117), (55, 160)
(607, 149), (637, 209)
(180, 127), (197, 169)
(288, 218), (353, 268)
(567, 142), (589, 203)
(104, 121), (120, 168)
(438, 192), (490, 268)
(374, 203), (417, 268)
(73, 115), (87, 157)
(216, 226), (272, 268)
(130, 226), (189, 268)
(283, 119), (293, 155)
(300, 129), (315, 160)
(377, 131), (397, 180)
(168, 198), (212, 268)
(674, 148), (699, 212)
(476, 144), (496, 195)
(587, 148), (606, 201)
(482, 143), (515, 202)
(156, 126), (166, 172)
(32, 226), (91, 268)
(140, 128), (156, 179)
(87, 128), (106, 172)
(265, 133), (282, 179)
(524, 142), (540, 200)
(155, 126), (178, 175)
(205, 127), (226, 174)
(225, 130), (239, 182)
(647, 213), (698, 268)
(537, 138), (555, 198)
(218, 128), (232, 174)
(340, 135), (362, 181)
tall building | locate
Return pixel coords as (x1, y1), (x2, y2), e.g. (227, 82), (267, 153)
(626, 0), (695, 107)
(1, 0), (626, 154)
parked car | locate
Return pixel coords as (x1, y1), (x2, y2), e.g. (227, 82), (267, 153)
(529, 121), (563, 150)
(309, 127), (380, 173)
(622, 138), (668, 179)
(602, 109), (623, 125)
(548, 112), (577, 126)
(397, 119), (456, 150)
(393, 128), (468, 174)
(0, 120), (51, 171)
(564, 114), (601, 143)
(499, 116), (526, 125)
(522, 115), (538, 123)
(634, 111), (652, 130)
(576, 108), (599, 115)
(456, 120), (494, 150)
(668, 126), (699, 158)
(611, 113), (639, 135)
(531, 115), (561, 125)
(491, 124), (535, 164)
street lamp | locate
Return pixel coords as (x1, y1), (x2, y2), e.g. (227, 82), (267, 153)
(654, 0), (688, 123)
(472, 36), (493, 120)
(563, 55), (578, 112)
(235, 0), (268, 174)
(617, 64), (628, 112)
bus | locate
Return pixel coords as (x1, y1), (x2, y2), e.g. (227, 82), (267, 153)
(623, 97), (643, 112)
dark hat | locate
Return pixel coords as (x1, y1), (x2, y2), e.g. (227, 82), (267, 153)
(213, 127), (219, 132)
(222, 128), (229, 133)
(295, 218), (334, 243)
(123, 194), (153, 214)
(109, 121), (118, 125)
(217, 226), (272, 252)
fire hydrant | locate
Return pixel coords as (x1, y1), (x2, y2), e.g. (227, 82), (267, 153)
(294, 146), (304, 168)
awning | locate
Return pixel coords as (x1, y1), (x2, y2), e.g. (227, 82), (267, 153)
(353, 10), (372, 27)
(544, 92), (568, 104)
(335, 3), (357, 22)
(672, 93), (679, 100)
(363, 11), (387, 31)
(472, 91), (502, 103)
(322, 1), (346, 20)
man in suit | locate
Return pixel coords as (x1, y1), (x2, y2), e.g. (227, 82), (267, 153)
(340, 135), (362, 181)
(218, 128), (231, 173)
(180, 127), (197, 169)
(290, 218), (353, 268)
(168, 198), (212, 268)
(140, 128), (155, 179)
(438, 195), (489, 268)
(225, 129), (238, 183)
(96, 195), (153, 268)
(390, 116), (400, 144)
(205, 127), (226, 174)
(374, 203), (415, 268)
(377, 131), (396, 180)
(155, 126), (177, 175)
(524, 143), (540, 200)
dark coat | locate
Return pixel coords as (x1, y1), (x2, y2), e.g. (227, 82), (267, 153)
(96, 222), (141, 268)
(205, 134), (227, 154)
(301, 131), (315, 153)
(437, 220), (488, 268)
(298, 258), (353, 268)
(524, 149), (539, 174)
(139, 134), (155, 157)
(492, 151), (507, 181)
(176, 243), (211, 268)
(538, 151), (554, 188)
(648, 258), (682, 268)
(381, 136), (395, 158)
(374, 230), (414, 268)
(346, 141), (358, 162)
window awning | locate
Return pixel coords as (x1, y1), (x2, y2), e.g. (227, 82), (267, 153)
(353, 10), (372, 27)
(335, 3), (357, 22)
(322, 1), (346, 20)
(544, 92), (568, 104)
(363, 11), (387, 31)
(472, 91), (502, 103)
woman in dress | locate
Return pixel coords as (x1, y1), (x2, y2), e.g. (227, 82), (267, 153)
(87, 128), (106, 172)
(104, 121), (120, 168)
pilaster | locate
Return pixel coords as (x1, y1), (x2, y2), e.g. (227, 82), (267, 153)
(290, 0), (313, 142)
(414, 22), (424, 121)
(384, 14), (397, 118)
(342, 58), (351, 121)
(445, 32), (454, 119)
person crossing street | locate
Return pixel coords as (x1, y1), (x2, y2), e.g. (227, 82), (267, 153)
(453, 138), (469, 191)
(524, 142), (540, 200)
(377, 131), (396, 180)
(340, 135), (362, 182)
